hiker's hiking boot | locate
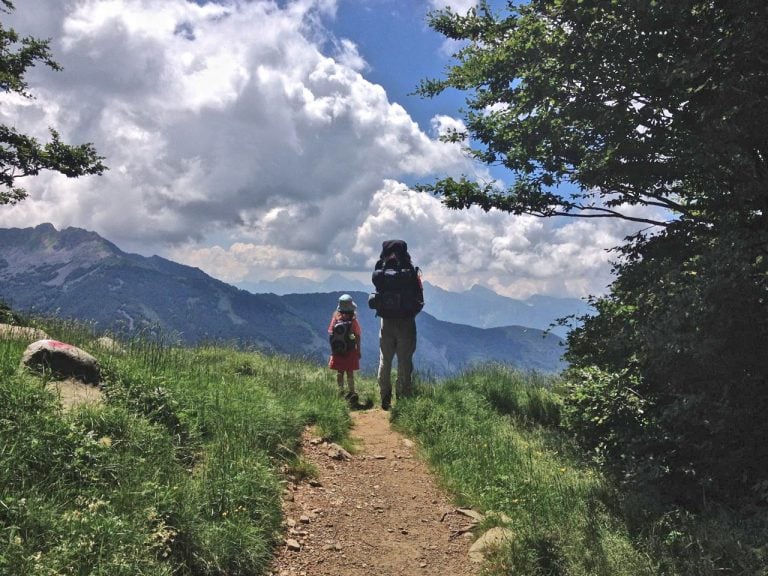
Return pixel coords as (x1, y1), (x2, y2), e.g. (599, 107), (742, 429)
(381, 396), (391, 411)
(345, 391), (359, 406)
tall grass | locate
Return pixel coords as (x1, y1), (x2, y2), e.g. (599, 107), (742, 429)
(393, 365), (657, 576)
(394, 365), (768, 575)
(0, 319), (369, 575)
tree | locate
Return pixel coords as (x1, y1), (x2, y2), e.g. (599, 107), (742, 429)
(417, 0), (768, 230)
(420, 0), (768, 503)
(1, 1), (106, 205)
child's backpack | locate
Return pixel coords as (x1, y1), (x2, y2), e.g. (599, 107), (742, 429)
(329, 317), (357, 354)
(368, 240), (424, 319)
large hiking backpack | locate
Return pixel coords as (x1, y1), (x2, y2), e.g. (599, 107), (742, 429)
(369, 240), (424, 319)
(329, 317), (357, 354)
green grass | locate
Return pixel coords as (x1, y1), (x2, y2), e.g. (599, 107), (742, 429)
(392, 366), (656, 575)
(0, 320), (375, 575)
(392, 365), (768, 576)
(3, 320), (764, 575)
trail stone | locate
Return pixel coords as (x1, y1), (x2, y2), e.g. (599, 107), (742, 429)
(21, 339), (101, 385)
(46, 378), (104, 410)
(327, 443), (351, 460)
(468, 527), (515, 564)
(457, 508), (485, 523)
(95, 336), (124, 353)
(286, 539), (301, 551)
(487, 511), (513, 525)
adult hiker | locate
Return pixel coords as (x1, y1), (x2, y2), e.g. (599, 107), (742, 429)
(368, 239), (424, 410)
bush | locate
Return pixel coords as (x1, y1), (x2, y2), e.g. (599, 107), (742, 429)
(566, 223), (768, 503)
(561, 366), (650, 470)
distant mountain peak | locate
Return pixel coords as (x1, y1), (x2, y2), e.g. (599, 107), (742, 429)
(467, 284), (497, 295)
(0, 224), (567, 374)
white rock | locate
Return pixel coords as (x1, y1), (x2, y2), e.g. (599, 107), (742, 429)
(456, 508), (485, 523)
(286, 538), (301, 551)
(468, 527), (515, 564)
(21, 339), (101, 385)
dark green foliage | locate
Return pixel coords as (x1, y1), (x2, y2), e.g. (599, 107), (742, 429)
(0, 300), (20, 324)
(421, 0), (768, 507)
(561, 367), (650, 470)
(566, 222), (768, 502)
(1, 2), (106, 205)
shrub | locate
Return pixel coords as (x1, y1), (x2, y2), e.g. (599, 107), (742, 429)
(561, 366), (650, 470)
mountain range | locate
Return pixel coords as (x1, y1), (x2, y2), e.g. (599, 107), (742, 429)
(0, 224), (569, 375)
(241, 275), (590, 338)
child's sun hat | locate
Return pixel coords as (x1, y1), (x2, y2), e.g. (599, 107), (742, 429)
(337, 294), (357, 312)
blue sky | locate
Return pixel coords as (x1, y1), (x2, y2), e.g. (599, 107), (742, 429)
(0, 0), (653, 299)
(332, 1), (462, 131)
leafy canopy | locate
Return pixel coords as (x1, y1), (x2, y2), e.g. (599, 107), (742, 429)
(417, 0), (768, 228)
(421, 0), (768, 503)
(0, 1), (106, 205)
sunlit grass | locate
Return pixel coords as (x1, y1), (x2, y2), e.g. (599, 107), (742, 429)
(394, 365), (768, 576)
(393, 367), (657, 576)
(3, 319), (762, 575)
(0, 318), (374, 575)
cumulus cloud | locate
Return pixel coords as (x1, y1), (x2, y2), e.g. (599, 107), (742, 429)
(354, 183), (660, 298)
(1, 0), (476, 248)
(0, 0), (655, 299)
(175, 180), (663, 299)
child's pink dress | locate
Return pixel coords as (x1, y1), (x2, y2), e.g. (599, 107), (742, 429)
(327, 311), (361, 371)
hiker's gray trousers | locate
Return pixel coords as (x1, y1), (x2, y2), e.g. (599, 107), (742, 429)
(377, 316), (417, 402)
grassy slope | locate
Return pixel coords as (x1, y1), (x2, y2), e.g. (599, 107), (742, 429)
(2, 321), (764, 575)
(393, 366), (768, 576)
(0, 321), (376, 575)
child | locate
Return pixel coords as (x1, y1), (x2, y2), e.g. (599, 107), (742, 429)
(328, 294), (361, 401)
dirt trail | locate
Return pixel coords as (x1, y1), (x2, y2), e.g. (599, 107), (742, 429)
(270, 408), (481, 576)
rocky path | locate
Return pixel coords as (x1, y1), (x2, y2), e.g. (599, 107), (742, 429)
(270, 408), (481, 576)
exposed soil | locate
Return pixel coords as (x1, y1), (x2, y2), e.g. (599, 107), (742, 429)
(270, 408), (482, 576)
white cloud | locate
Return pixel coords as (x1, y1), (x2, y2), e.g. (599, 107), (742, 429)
(427, 1), (477, 14)
(0, 0), (474, 249)
(430, 114), (466, 138)
(0, 0), (655, 300)
(175, 180), (661, 299)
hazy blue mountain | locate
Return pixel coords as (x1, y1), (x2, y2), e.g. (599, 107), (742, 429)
(242, 273), (590, 338)
(280, 292), (565, 375)
(422, 283), (592, 337)
(239, 273), (369, 296)
(0, 224), (566, 375)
